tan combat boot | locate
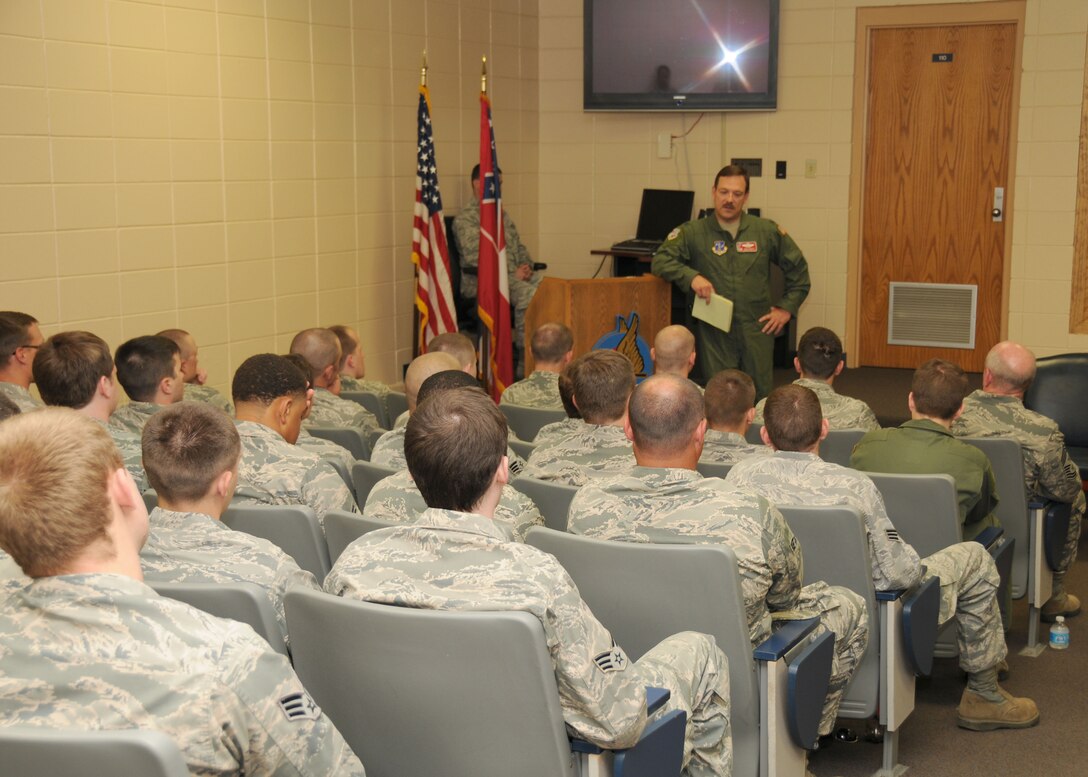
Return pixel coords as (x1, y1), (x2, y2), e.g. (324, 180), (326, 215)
(957, 687), (1040, 731)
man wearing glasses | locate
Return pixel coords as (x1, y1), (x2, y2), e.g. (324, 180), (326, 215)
(0, 312), (44, 412)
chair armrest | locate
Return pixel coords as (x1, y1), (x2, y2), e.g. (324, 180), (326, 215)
(972, 526), (1004, 548)
(1044, 501), (1073, 571)
(612, 710), (687, 777)
(569, 686), (673, 755)
(1027, 497), (1046, 510)
(753, 617), (820, 661)
(902, 575), (941, 677)
(787, 629), (834, 750)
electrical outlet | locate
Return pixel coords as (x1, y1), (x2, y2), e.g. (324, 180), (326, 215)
(805, 159), (817, 178)
(657, 133), (672, 159)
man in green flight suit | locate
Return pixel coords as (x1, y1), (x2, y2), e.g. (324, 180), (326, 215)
(652, 165), (810, 399)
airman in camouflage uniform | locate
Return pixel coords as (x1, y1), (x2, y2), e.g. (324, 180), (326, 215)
(329, 324), (393, 399)
(952, 341), (1084, 620)
(571, 466), (867, 736)
(0, 311), (44, 412)
(727, 384), (1039, 730)
(0, 382), (41, 412)
(500, 369), (563, 409)
(524, 423), (635, 486)
(753, 328), (879, 431)
(327, 508), (730, 776)
(234, 419), (357, 527)
(109, 399), (166, 435)
(364, 469), (542, 541)
(305, 386), (381, 437)
(183, 382), (233, 414)
(0, 408), (365, 776)
(0, 575), (365, 776)
(755, 378), (878, 431)
(140, 507), (321, 649)
(110, 335), (186, 435)
(700, 429), (770, 466)
(290, 328), (381, 437)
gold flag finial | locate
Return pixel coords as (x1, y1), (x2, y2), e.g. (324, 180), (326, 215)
(420, 51), (428, 87)
(481, 56), (487, 94)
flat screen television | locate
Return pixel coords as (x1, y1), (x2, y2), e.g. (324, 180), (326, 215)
(584, 0), (779, 112)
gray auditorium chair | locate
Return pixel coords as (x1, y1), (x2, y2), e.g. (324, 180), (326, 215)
(778, 505), (940, 777)
(384, 391), (409, 423)
(961, 436), (1070, 655)
(351, 460), (398, 506)
(819, 429), (866, 467)
(510, 476), (578, 531)
(149, 580), (287, 656)
(320, 454), (354, 491)
(340, 390), (390, 430)
(525, 527), (834, 777)
(866, 472), (1013, 659)
(745, 423), (764, 445)
(500, 404), (567, 442)
(286, 588), (687, 777)
(324, 509), (398, 563)
(222, 504), (331, 583)
(509, 437), (537, 463)
(306, 425), (373, 461)
(695, 460), (732, 479)
(0, 727), (189, 777)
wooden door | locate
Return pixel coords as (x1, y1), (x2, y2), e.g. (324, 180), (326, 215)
(858, 21), (1017, 370)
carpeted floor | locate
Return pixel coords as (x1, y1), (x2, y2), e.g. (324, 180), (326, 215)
(808, 532), (1088, 777)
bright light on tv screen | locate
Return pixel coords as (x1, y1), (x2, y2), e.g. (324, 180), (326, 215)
(584, 0), (779, 111)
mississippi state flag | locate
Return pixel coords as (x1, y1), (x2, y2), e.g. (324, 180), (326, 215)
(412, 85), (457, 351)
(477, 93), (513, 399)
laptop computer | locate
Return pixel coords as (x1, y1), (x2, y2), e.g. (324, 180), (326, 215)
(612, 189), (696, 254)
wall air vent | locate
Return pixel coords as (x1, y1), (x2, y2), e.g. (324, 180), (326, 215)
(887, 282), (977, 349)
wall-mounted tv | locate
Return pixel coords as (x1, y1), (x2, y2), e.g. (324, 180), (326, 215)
(584, 0), (779, 112)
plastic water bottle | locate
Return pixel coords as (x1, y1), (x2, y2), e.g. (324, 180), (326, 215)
(1049, 616), (1070, 650)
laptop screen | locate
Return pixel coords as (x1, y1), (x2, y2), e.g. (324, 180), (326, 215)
(635, 189), (696, 241)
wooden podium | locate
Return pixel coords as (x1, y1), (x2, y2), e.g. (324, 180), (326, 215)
(523, 276), (672, 373)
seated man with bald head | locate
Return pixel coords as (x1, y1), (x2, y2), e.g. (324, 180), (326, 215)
(953, 340), (1084, 621)
(754, 327), (879, 431)
(289, 327), (381, 439)
(232, 353), (357, 527)
(700, 369), (771, 466)
(157, 328), (233, 414)
(728, 384), (1038, 732)
(0, 408), (364, 776)
(326, 386), (732, 776)
(109, 335), (186, 435)
(500, 322), (573, 409)
(329, 324), (391, 398)
(365, 370), (542, 539)
(369, 351), (461, 468)
(569, 374), (867, 739)
(33, 331), (149, 491)
(523, 350), (637, 486)
(652, 325), (700, 390)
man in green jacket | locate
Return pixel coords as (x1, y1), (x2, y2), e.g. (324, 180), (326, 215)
(652, 165), (810, 399)
(851, 358), (999, 540)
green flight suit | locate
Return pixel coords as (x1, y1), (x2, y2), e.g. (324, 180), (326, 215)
(651, 213), (810, 399)
(851, 418), (1000, 541)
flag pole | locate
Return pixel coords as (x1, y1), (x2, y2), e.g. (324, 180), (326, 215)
(478, 56), (491, 385)
(481, 55), (487, 94)
(421, 50), (427, 87)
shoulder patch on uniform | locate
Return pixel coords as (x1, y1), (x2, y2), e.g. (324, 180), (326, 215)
(278, 691), (322, 722)
(593, 644), (629, 673)
(666, 227), (680, 241)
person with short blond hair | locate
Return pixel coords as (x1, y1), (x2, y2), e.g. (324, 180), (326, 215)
(0, 408), (365, 776)
(140, 402), (321, 650)
(33, 330), (149, 491)
(523, 350), (636, 486)
(157, 328), (232, 414)
(0, 311), (44, 412)
(651, 325), (699, 385)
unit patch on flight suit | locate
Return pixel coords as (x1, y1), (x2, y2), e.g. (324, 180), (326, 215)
(711, 240), (727, 256)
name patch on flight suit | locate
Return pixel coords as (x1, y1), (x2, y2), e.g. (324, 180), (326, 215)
(711, 240), (728, 256)
(737, 241), (758, 253)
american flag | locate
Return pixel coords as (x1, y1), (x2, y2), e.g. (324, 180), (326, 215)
(476, 92), (513, 400)
(412, 85), (457, 351)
